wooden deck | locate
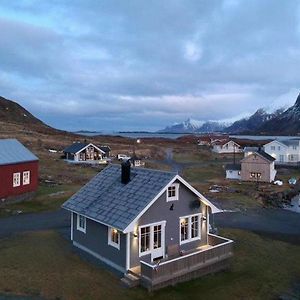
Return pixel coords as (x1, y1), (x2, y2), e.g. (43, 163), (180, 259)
(139, 234), (234, 291)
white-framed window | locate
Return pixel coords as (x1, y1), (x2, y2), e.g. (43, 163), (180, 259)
(23, 171), (30, 185)
(77, 214), (86, 233)
(138, 221), (166, 257)
(108, 227), (120, 249)
(250, 172), (261, 179)
(179, 214), (201, 244)
(278, 146), (281, 151)
(140, 226), (151, 254)
(293, 145), (297, 150)
(271, 146), (275, 151)
(166, 183), (179, 201)
(13, 172), (21, 187)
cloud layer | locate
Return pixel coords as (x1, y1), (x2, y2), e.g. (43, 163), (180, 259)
(0, 0), (300, 131)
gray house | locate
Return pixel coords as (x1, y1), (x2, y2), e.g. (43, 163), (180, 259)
(63, 142), (110, 162)
(62, 162), (233, 290)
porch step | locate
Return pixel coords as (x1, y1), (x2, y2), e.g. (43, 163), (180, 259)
(121, 272), (140, 288)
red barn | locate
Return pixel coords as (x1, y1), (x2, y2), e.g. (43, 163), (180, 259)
(0, 139), (39, 202)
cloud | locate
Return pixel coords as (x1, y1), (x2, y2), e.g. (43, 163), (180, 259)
(0, 0), (300, 131)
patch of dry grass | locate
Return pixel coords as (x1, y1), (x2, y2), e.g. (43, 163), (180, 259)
(0, 229), (299, 299)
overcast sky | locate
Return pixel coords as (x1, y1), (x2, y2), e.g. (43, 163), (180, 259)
(0, 0), (300, 131)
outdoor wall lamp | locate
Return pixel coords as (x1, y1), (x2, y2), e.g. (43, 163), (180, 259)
(133, 233), (138, 238)
(202, 216), (207, 222)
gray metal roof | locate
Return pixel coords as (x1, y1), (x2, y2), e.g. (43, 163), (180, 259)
(225, 164), (241, 171)
(63, 142), (88, 153)
(280, 139), (300, 147)
(244, 147), (259, 152)
(62, 164), (176, 231)
(0, 139), (38, 166)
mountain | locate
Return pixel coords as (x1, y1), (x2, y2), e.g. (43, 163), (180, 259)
(258, 93), (300, 134)
(158, 118), (227, 133)
(0, 96), (47, 127)
(224, 108), (284, 134)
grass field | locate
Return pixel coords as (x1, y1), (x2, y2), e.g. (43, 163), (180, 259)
(0, 229), (299, 300)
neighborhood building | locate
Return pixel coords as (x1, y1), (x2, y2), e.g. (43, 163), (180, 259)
(263, 139), (300, 165)
(243, 147), (259, 157)
(62, 162), (233, 291)
(0, 139), (39, 202)
(226, 150), (276, 183)
(63, 142), (110, 162)
(225, 164), (241, 180)
(212, 140), (242, 154)
(130, 155), (145, 167)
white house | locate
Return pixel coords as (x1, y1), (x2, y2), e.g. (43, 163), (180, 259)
(212, 140), (242, 154)
(263, 139), (300, 164)
(225, 164), (241, 180)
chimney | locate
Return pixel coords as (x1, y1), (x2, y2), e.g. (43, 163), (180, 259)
(121, 160), (131, 184)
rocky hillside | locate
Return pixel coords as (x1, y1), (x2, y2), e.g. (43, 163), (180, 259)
(225, 108), (284, 134)
(258, 93), (300, 134)
(0, 96), (47, 126)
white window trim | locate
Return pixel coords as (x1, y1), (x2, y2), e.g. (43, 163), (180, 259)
(138, 221), (166, 257)
(76, 214), (86, 233)
(179, 213), (202, 245)
(166, 183), (179, 202)
(108, 227), (120, 250)
(13, 172), (21, 187)
(22, 170), (30, 185)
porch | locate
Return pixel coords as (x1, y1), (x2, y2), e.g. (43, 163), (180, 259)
(133, 234), (233, 291)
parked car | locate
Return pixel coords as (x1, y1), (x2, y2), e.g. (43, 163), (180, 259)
(117, 154), (131, 161)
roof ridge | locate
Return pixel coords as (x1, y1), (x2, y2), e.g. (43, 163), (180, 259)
(109, 163), (177, 175)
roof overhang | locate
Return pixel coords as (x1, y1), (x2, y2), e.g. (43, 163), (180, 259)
(75, 143), (105, 155)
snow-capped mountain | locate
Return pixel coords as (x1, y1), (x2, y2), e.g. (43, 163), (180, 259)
(224, 108), (284, 134)
(158, 118), (227, 133)
(258, 93), (300, 134)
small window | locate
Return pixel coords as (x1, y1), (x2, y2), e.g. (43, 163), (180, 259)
(108, 227), (120, 249)
(167, 183), (179, 201)
(140, 226), (150, 253)
(271, 146), (275, 151)
(77, 214), (86, 233)
(13, 173), (21, 187)
(278, 146), (281, 151)
(23, 171), (30, 185)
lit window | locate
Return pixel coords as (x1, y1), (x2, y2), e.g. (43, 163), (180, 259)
(77, 214), (86, 233)
(23, 171), (30, 185)
(180, 214), (201, 244)
(108, 227), (120, 249)
(13, 173), (21, 187)
(140, 226), (150, 253)
(167, 183), (179, 201)
(180, 217), (189, 242)
(153, 225), (161, 249)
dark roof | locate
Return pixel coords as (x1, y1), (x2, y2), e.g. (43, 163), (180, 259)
(62, 165), (176, 231)
(225, 164), (241, 171)
(63, 142), (88, 153)
(244, 147), (259, 152)
(257, 150), (276, 162)
(0, 139), (38, 166)
(99, 146), (111, 153)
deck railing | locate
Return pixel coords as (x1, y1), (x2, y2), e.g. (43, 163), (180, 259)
(140, 234), (233, 290)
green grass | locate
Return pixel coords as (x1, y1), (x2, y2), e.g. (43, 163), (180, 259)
(0, 229), (299, 299)
(0, 184), (81, 216)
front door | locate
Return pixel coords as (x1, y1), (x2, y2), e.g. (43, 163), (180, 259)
(151, 223), (164, 261)
(139, 222), (165, 261)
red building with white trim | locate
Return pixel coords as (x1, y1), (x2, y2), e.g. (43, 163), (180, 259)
(0, 139), (39, 202)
